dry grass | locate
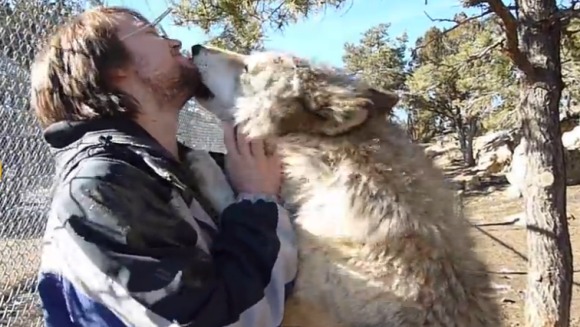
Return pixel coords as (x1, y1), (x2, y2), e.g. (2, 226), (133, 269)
(464, 185), (580, 326)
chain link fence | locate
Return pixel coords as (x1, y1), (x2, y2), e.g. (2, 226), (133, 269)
(0, 1), (224, 326)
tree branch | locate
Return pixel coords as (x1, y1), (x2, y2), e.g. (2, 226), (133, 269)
(414, 34), (504, 73)
(550, 0), (580, 26)
(486, 0), (517, 45)
(423, 0), (536, 75)
(411, 9), (492, 58)
(401, 92), (456, 120)
(467, 0), (537, 76)
(467, 38), (505, 61)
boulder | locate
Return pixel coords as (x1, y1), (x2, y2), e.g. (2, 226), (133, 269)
(474, 130), (517, 175)
(506, 129), (580, 198)
(450, 173), (481, 192)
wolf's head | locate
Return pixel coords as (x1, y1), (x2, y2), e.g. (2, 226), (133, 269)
(191, 44), (399, 139)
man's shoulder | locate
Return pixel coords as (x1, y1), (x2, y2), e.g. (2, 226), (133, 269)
(52, 133), (175, 206)
(67, 133), (167, 182)
(74, 154), (165, 188)
(51, 156), (172, 217)
(49, 153), (177, 237)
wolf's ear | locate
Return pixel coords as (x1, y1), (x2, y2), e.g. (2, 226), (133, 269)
(314, 93), (371, 136)
(293, 68), (370, 136)
(305, 90), (372, 136)
(310, 87), (398, 135)
(366, 87), (399, 115)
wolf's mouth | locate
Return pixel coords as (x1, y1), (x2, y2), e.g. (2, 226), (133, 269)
(194, 80), (214, 100)
(191, 67), (214, 100)
(188, 53), (214, 100)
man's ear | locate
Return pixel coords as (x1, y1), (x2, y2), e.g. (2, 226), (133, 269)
(105, 67), (130, 84)
(366, 88), (399, 115)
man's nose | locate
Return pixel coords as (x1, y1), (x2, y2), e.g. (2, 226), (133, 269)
(169, 38), (182, 50)
(191, 44), (204, 57)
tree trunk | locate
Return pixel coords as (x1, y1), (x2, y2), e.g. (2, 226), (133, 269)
(455, 117), (476, 167)
(518, 1), (573, 326)
(465, 118), (478, 167)
(463, 133), (476, 167)
(407, 109), (417, 141)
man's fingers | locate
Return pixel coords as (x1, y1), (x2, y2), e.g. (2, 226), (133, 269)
(251, 139), (266, 159)
(222, 122), (239, 156)
(236, 125), (252, 158)
(270, 148), (282, 168)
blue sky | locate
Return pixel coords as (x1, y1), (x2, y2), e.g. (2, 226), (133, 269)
(104, 0), (482, 67)
(102, 0), (483, 120)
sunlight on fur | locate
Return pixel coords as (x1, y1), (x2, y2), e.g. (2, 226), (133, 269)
(188, 44), (502, 327)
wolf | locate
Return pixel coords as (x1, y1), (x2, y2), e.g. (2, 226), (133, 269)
(187, 44), (502, 327)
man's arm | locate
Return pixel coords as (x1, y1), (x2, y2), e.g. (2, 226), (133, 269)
(40, 157), (297, 327)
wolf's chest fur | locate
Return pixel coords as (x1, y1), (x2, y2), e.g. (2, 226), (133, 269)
(277, 139), (427, 318)
(277, 132), (498, 327)
(187, 133), (499, 327)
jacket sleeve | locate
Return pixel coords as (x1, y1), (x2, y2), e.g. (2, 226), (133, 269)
(40, 156), (298, 327)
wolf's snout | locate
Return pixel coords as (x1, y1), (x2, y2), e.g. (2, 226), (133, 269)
(191, 44), (204, 57)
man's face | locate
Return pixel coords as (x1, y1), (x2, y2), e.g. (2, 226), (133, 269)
(115, 12), (199, 109)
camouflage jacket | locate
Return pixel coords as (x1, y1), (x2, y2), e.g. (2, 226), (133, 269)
(37, 117), (297, 327)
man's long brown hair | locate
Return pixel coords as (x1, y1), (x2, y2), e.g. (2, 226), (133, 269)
(30, 6), (149, 128)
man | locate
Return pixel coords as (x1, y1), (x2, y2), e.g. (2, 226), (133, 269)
(30, 6), (297, 327)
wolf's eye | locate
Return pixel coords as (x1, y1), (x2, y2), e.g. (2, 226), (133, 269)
(243, 65), (249, 72)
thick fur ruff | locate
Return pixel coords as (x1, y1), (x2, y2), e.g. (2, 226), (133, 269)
(188, 45), (502, 327)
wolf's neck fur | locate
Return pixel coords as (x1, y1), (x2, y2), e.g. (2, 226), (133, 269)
(278, 120), (459, 245)
(276, 120), (476, 274)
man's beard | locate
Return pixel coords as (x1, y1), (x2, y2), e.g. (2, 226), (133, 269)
(140, 64), (200, 110)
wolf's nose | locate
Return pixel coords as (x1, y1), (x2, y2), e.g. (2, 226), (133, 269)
(191, 44), (204, 57)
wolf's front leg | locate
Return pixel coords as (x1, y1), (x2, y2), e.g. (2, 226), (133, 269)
(282, 296), (345, 327)
(185, 150), (236, 214)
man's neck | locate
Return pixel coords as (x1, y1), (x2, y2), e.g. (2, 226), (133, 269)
(135, 112), (180, 160)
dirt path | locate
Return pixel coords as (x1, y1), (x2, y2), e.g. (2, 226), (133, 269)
(464, 185), (580, 326)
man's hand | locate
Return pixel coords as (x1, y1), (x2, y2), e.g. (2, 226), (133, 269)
(222, 122), (282, 197)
